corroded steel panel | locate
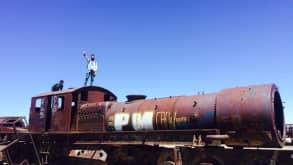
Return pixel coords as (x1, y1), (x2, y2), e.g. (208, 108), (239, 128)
(26, 84), (285, 148)
(104, 84), (284, 147)
(29, 97), (47, 132)
(50, 94), (72, 131)
(106, 95), (216, 132)
(140, 97), (176, 130)
(29, 86), (117, 132)
(78, 102), (106, 131)
(216, 84), (284, 147)
(106, 100), (145, 131)
(87, 91), (104, 103)
(287, 124), (293, 138)
(174, 94), (216, 129)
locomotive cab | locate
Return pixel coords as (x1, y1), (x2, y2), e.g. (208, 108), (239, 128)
(28, 86), (117, 132)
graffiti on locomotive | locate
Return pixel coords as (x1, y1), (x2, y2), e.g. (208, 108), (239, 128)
(107, 110), (191, 131)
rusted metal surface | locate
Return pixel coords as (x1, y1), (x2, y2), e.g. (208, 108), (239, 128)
(33, 86), (117, 100)
(286, 124), (293, 145)
(0, 117), (27, 133)
(27, 84), (285, 147)
(105, 94), (217, 131)
(287, 124), (293, 138)
(104, 84), (284, 147)
(78, 102), (106, 131)
(69, 149), (107, 162)
(173, 94), (216, 129)
(216, 84), (285, 147)
(0, 84), (291, 164)
(0, 117), (26, 127)
(29, 86), (117, 132)
(179, 146), (293, 165)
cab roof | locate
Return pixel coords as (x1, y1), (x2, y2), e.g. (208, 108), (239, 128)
(33, 86), (117, 100)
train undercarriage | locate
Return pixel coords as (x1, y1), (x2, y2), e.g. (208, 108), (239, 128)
(0, 118), (292, 165)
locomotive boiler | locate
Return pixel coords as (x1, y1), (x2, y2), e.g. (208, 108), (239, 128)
(76, 84), (284, 147)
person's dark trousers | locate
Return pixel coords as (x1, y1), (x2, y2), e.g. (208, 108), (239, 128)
(84, 72), (95, 86)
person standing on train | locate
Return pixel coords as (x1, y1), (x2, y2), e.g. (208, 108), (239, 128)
(51, 80), (64, 91)
(83, 50), (98, 86)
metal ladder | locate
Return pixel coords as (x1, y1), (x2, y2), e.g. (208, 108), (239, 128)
(39, 134), (50, 165)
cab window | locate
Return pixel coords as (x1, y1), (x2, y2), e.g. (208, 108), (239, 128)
(58, 96), (64, 110)
(81, 91), (88, 101)
(51, 96), (65, 112)
(35, 98), (42, 112)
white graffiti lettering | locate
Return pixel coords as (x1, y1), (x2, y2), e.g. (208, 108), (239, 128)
(113, 111), (154, 131)
(132, 111), (154, 131)
(114, 113), (130, 131)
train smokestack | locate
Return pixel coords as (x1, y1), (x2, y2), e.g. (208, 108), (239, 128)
(126, 95), (147, 102)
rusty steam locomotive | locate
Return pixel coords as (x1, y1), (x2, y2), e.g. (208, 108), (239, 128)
(0, 83), (290, 165)
(30, 83), (284, 147)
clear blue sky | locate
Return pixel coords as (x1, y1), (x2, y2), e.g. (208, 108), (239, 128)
(0, 0), (292, 123)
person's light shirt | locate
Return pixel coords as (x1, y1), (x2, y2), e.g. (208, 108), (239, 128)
(88, 60), (98, 72)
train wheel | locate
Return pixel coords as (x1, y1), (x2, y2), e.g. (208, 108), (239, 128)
(158, 161), (175, 165)
(156, 149), (174, 165)
(191, 157), (224, 165)
(237, 152), (276, 165)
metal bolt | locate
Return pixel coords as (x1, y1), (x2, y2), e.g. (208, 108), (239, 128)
(193, 101), (197, 107)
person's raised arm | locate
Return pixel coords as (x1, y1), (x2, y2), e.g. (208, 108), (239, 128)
(82, 50), (89, 62)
